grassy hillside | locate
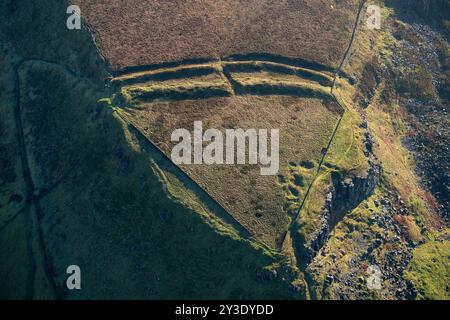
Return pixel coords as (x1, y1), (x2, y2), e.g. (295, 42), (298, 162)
(1, 0), (448, 300)
(405, 237), (450, 300)
(0, 0), (300, 299)
(115, 60), (340, 249)
(74, 0), (361, 70)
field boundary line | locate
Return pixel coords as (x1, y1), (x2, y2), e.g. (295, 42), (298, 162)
(283, 0), (368, 258)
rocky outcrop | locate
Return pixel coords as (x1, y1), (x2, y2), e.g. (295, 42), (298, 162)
(306, 130), (380, 261)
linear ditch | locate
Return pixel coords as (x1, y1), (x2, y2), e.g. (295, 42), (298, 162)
(112, 65), (218, 87)
(223, 53), (337, 75)
(112, 57), (219, 77)
(11, 59), (98, 299)
(120, 61), (334, 104)
(131, 85), (232, 102)
(223, 61), (333, 87)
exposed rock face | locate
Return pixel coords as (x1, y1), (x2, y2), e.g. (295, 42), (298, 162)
(382, 16), (450, 222)
(306, 131), (380, 261)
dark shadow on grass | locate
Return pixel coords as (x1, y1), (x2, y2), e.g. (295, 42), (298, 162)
(113, 57), (218, 77)
(132, 86), (232, 102)
(223, 53), (336, 74)
(113, 66), (218, 87)
(126, 122), (252, 239)
(223, 62), (333, 87)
